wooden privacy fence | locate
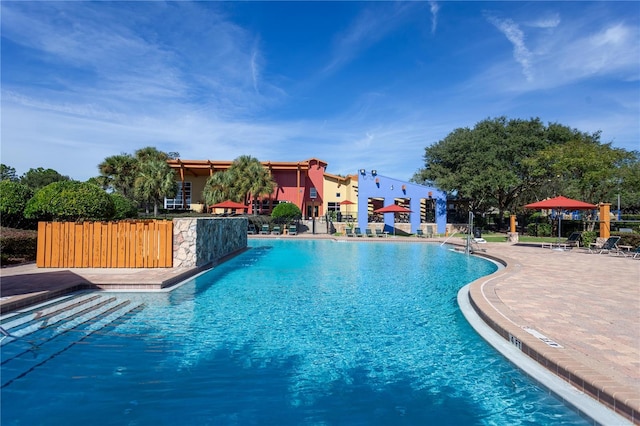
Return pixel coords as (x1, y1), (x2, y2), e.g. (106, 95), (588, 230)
(37, 220), (173, 268)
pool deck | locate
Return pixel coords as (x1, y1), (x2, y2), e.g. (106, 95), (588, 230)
(1, 234), (638, 423)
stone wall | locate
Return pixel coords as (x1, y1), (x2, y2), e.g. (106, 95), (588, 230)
(173, 217), (248, 268)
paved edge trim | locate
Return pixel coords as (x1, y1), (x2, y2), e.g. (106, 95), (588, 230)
(458, 283), (632, 425)
(464, 252), (638, 425)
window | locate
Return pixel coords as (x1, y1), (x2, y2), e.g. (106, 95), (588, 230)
(165, 181), (191, 209)
(336, 192), (341, 198)
(327, 202), (340, 213)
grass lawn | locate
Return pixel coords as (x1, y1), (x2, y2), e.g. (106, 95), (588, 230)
(478, 232), (558, 243)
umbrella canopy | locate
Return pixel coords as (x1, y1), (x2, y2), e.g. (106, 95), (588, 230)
(339, 200), (355, 205)
(524, 196), (596, 210)
(374, 204), (412, 213)
(524, 196), (596, 245)
(209, 200), (248, 212)
(374, 204), (412, 236)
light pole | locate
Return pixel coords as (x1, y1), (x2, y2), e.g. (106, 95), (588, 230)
(310, 187), (317, 234)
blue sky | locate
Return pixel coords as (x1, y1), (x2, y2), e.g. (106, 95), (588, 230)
(2, 1), (639, 182)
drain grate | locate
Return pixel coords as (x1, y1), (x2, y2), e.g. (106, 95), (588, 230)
(523, 327), (563, 348)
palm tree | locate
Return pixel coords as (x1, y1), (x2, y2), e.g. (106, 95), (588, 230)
(203, 171), (238, 206)
(134, 159), (177, 216)
(201, 155), (275, 214)
(98, 154), (138, 198)
(135, 146), (169, 163)
(228, 155), (275, 213)
(247, 161), (275, 214)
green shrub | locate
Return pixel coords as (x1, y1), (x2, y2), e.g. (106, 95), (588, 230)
(0, 180), (34, 228)
(614, 232), (640, 248)
(537, 223), (552, 237)
(24, 181), (115, 221)
(271, 203), (302, 223)
(526, 222), (552, 237)
(581, 231), (598, 246)
(110, 193), (139, 220)
(0, 235), (37, 265)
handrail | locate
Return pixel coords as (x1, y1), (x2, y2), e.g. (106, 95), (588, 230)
(440, 232), (458, 246)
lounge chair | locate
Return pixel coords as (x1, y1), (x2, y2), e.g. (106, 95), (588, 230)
(425, 225), (435, 238)
(271, 226), (281, 235)
(541, 231), (582, 249)
(354, 227), (363, 237)
(247, 224), (256, 235)
(375, 228), (385, 237)
(260, 224), (270, 235)
(416, 229), (424, 238)
(365, 228), (374, 237)
(288, 224), (297, 235)
(587, 236), (621, 254)
(345, 228), (355, 237)
(632, 247), (640, 259)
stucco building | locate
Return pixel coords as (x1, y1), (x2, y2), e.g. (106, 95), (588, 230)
(166, 158), (446, 235)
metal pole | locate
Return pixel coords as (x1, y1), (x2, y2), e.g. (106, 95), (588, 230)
(466, 211), (473, 255)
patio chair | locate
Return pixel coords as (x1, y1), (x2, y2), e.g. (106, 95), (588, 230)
(541, 231), (582, 249)
(260, 224), (270, 235)
(416, 229), (425, 238)
(247, 224), (256, 235)
(365, 228), (374, 237)
(288, 224), (297, 235)
(271, 226), (281, 235)
(345, 228), (355, 237)
(632, 247), (640, 259)
(587, 236), (621, 254)
(375, 228), (385, 237)
(354, 227), (364, 237)
(425, 225), (435, 238)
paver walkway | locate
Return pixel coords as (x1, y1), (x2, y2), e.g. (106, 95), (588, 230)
(1, 237), (638, 422)
(467, 243), (639, 423)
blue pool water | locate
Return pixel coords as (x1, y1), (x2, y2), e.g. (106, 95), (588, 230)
(1, 240), (590, 425)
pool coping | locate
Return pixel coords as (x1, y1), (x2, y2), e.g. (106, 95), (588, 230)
(466, 249), (639, 424)
(458, 282), (632, 426)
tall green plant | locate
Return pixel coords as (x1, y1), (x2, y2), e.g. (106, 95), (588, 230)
(0, 180), (34, 228)
(98, 154), (138, 198)
(24, 181), (114, 221)
(134, 159), (176, 217)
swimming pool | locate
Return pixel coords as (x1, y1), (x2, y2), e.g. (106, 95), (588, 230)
(1, 239), (591, 425)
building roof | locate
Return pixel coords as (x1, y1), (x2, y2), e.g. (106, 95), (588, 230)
(168, 158), (328, 177)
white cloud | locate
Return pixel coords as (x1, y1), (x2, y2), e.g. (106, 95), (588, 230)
(322, 3), (416, 75)
(485, 14), (534, 82)
(526, 14), (561, 29)
(429, 1), (440, 34)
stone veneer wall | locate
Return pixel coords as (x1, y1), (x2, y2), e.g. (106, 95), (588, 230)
(173, 217), (248, 268)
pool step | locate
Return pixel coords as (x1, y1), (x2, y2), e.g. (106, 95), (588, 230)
(0, 293), (106, 344)
(0, 294), (144, 388)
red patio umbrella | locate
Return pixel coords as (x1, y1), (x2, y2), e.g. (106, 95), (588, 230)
(339, 199), (355, 221)
(524, 196), (596, 244)
(208, 200), (248, 213)
(524, 196), (596, 211)
(374, 204), (412, 214)
(374, 204), (412, 236)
